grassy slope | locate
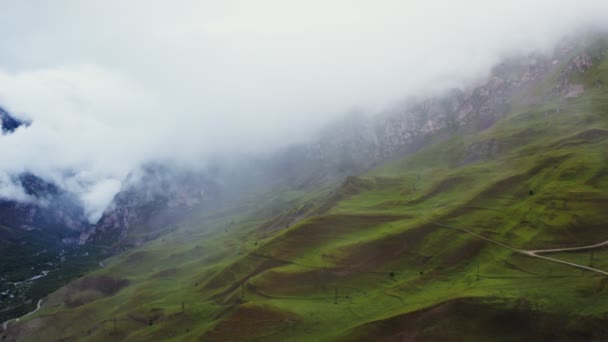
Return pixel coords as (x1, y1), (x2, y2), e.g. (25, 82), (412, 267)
(5, 46), (608, 341)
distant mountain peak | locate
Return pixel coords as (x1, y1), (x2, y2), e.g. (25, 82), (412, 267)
(0, 106), (26, 133)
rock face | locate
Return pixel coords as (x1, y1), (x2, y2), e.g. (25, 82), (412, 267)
(85, 165), (219, 245)
(299, 36), (602, 179)
(0, 106), (24, 133)
(0, 174), (89, 240)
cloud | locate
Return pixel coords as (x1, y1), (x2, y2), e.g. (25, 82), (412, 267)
(0, 65), (161, 220)
(0, 173), (34, 203)
(0, 0), (607, 221)
(80, 178), (122, 222)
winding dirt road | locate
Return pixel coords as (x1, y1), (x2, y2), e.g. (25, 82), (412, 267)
(2, 299), (43, 331)
(424, 219), (608, 276)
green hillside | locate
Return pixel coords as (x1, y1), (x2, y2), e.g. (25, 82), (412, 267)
(4, 41), (608, 341)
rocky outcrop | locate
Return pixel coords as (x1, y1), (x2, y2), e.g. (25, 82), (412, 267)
(553, 35), (606, 98)
(0, 174), (88, 239)
(0, 107), (24, 133)
(85, 165), (219, 244)
(460, 138), (501, 166)
(300, 60), (538, 176)
(302, 36), (601, 177)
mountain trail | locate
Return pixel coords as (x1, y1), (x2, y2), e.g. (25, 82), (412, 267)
(424, 219), (608, 276)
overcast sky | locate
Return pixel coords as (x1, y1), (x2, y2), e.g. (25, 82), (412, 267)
(0, 0), (607, 221)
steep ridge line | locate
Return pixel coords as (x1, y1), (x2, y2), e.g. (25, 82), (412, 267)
(424, 219), (608, 276)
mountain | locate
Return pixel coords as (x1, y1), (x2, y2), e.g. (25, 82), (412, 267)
(2, 33), (608, 340)
(0, 106), (25, 133)
(0, 108), (86, 238)
(0, 164), (220, 321)
(0, 107), (106, 321)
(0, 108), (86, 237)
(0, 173), (95, 323)
(83, 165), (221, 248)
(0, 174), (88, 235)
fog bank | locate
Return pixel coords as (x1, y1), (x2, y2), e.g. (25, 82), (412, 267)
(0, 0), (607, 221)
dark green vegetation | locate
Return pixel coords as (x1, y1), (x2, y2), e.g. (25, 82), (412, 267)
(0, 225), (107, 322)
(4, 39), (608, 341)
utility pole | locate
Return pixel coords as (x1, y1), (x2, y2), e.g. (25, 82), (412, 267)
(321, 267), (325, 289)
(181, 301), (185, 314)
(334, 287), (338, 304)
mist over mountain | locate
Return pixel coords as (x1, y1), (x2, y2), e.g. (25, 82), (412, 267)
(0, 106), (25, 133)
(1, 1), (608, 221)
(3, 2), (608, 340)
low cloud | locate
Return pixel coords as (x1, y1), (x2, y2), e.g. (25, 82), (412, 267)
(0, 173), (34, 203)
(0, 0), (607, 221)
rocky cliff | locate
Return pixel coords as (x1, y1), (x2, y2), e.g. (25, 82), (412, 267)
(83, 165), (219, 245)
(302, 35), (606, 176)
(0, 174), (88, 242)
(0, 106), (24, 133)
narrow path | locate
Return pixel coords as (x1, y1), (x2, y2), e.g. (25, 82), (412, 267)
(522, 252), (608, 275)
(27, 299), (43, 317)
(527, 240), (608, 254)
(2, 299), (43, 331)
(424, 219), (608, 276)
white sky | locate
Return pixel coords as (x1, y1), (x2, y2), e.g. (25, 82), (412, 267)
(0, 0), (607, 221)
